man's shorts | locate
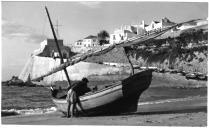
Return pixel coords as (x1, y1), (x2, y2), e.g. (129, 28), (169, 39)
(66, 89), (77, 104)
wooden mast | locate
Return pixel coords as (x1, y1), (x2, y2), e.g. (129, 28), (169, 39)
(45, 6), (72, 87)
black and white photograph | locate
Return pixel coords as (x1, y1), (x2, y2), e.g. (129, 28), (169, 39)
(1, 1), (208, 126)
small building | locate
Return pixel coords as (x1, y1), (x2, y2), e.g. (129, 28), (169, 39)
(145, 17), (176, 32)
(74, 40), (83, 47)
(109, 26), (138, 44)
(82, 35), (98, 47)
(145, 20), (161, 32)
(109, 17), (176, 45)
(72, 35), (99, 53)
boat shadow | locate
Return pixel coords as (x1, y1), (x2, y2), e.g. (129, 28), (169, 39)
(132, 106), (207, 116)
(85, 106), (207, 117)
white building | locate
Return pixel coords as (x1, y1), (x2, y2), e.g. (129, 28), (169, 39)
(109, 17), (176, 44)
(72, 35), (98, 53)
(82, 35), (98, 47)
(145, 17), (176, 32)
(74, 40), (83, 47)
(109, 26), (139, 44)
(145, 21), (161, 32)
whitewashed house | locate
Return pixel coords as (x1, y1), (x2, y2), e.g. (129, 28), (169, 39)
(109, 17), (175, 45)
(72, 35), (98, 53)
(82, 35), (98, 47)
(72, 40), (84, 53)
(145, 21), (161, 32)
(109, 26), (139, 44)
(74, 40), (83, 47)
(145, 17), (176, 32)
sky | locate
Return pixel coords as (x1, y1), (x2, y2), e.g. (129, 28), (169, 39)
(1, 1), (208, 81)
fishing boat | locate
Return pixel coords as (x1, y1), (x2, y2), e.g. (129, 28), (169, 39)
(31, 6), (201, 116)
(52, 69), (152, 116)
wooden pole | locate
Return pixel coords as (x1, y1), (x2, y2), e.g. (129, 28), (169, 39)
(45, 6), (71, 87)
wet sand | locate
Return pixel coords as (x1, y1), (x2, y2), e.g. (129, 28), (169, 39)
(2, 96), (207, 126)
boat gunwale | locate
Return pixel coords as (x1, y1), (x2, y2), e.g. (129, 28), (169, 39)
(52, 85), (122, 103)
(52, 70), (151, 102)
(52, 83), (122, 102)
(78, 70), (148, 97)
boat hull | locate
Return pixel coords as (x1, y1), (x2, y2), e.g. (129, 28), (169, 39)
(52, 69), (152, 116)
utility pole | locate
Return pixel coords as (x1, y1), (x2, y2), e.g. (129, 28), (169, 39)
(54, 20), (62, 39)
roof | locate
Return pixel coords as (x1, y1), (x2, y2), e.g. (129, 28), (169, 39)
(76, 40), (83, 42)
(124, 30), (132, 33)
(162, 17), (176, 26)
(153, 21), (160, 24)
(84, 35), (97, 39)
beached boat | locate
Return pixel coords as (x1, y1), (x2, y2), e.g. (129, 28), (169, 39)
(31, 7), (201, 116)
(52, 69), (152, 116)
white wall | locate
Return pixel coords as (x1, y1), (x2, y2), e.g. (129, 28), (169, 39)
(110, 28), (138, 44)
(145, 21), (162, 32)
(19, 56), (124, 84)
(82, 38), (97, 47)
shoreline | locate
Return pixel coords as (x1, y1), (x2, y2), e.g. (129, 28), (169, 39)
(2, 96), (207, 126)
(2, 70), (207, 126)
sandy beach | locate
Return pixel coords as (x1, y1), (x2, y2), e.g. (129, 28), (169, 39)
(2, 72), (207, 126)
(2, 96), (207, 126)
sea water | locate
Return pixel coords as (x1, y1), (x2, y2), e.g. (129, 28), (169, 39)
(1, 77), (207, 116)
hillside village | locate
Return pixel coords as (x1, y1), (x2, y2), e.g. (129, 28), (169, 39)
(31, 17), (207, 60)
(9, 17), (207, 86)
(30, 17), (207, 75)
(75, 17), (208, 81)
(71, 17), (207, 53)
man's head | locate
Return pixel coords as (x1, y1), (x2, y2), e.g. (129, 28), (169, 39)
(82, 77), (89, 83)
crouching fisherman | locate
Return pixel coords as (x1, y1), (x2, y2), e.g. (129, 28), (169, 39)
(66, 78), (91, 118)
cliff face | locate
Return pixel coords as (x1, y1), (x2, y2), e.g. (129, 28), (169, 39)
(85, 28), (208, 75)
(127, 28), (208, 74)
(129, 45), (207, 74)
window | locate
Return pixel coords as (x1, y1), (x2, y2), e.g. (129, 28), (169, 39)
(113, 35), (116, 40)
(63, 52), (67, 58)
(121, 36), (124, 40)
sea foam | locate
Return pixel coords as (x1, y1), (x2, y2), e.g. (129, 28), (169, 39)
(2, 107), (57, 116)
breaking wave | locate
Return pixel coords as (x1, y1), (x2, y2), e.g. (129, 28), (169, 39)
(1, 107), (57, 117)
